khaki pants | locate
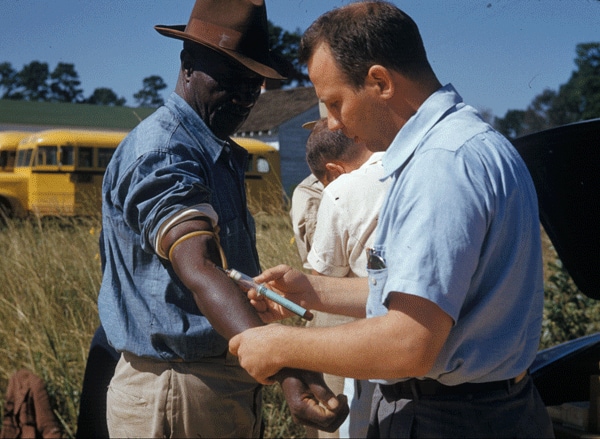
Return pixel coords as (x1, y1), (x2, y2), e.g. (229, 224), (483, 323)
(107, 351), (262, 438)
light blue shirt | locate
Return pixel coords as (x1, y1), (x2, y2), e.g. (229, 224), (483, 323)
(366, 84), (544, 385)
(98, 93), (260, 361)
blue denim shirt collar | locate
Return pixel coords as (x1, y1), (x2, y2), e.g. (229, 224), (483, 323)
(166, 92), (226, 165)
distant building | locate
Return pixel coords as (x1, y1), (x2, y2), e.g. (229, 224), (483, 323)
(235, 86), (319, 194)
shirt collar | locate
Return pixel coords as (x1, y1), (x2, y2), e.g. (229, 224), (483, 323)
(361, 151), (385, 169)
(165, 92), (229, 165)
(382, 83), (463, 178)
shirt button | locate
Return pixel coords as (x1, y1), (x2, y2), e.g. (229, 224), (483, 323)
(370, 277), (377, 285)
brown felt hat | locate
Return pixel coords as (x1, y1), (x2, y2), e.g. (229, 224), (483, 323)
(302, 101), (328, 130)
(155, 0), (285, 80)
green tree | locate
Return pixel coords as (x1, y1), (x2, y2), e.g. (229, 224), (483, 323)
(49, 62), (83, 103)
(523, 89), (558, 134)
(553, 42), (600, 124)
(268, 21), (310, 87)
(494, 109), (526, 139)
(86, 87), (126, 106)
(133, 75), (167, 108)
(0, 62), (19, 99)
(17, 61), (50, 101)
(495, 42), (600, 138)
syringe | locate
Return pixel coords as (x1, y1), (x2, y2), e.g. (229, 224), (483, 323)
(225, 268), (314, 321)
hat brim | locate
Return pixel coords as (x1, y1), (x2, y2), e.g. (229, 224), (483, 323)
(302, 120), (318, 130)
(155, 24), (285, 80)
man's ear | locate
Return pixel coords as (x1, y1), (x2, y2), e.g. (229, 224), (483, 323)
(180, 50), (193, 77)
(366, 65), (394, 100)
(325, 162), (346, 179)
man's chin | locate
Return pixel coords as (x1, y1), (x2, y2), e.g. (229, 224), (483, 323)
(210, 117), (247, 140)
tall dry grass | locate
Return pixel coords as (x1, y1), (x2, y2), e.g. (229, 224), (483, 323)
(0, 205), (308, 438)
(0, 200), (590, 438)
(0, 216), (102, 437)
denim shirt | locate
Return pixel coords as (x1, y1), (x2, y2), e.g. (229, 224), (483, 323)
(98, 92), (260, 360)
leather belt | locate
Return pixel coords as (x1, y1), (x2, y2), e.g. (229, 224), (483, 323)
(380, 370), (528, 401)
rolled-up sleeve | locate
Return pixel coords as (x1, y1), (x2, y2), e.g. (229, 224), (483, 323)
(113, 150), (214, 256)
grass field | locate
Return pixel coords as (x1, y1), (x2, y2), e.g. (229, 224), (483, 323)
(0, 210), (309, 438)
(1, 206), (600, 438)
(0, 100), (155, 131)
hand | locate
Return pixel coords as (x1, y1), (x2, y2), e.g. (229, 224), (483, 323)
(275, 368), (349, 433)
(229, 324), (349, 432)
(250, 265), (316, 323)
(229, 324), (289, 384)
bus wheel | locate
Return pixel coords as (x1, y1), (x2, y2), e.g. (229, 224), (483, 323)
(0, 200), (13, 224)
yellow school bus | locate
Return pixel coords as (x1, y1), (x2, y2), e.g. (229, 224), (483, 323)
(233, 137), (284, 211)
(0, 131), (282, 218)
(0, 129), (127, 218)
(0, 131), (31, 172)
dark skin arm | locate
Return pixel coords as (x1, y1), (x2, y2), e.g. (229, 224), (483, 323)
(162, 218), (349, 432)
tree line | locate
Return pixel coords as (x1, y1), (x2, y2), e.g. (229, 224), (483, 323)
(0, 59), (169, 107)
(494, 42), (600, 139)
(0, 21), (308, 109)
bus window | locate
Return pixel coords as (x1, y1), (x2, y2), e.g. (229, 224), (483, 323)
(98, 148), (115, 169)
(61, 146), (74, 166)
(17, 149), (33, 167)
(0, 151), (9, 169)
(36, 146), (58, 166)
(78, 147), (93, 168)
(256, 157), (270, 173)
(1, 129), (127, 218)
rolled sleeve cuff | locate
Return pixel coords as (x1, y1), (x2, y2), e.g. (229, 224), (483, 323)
(307, 252), (350, 277)
(154, 204), (219, 259)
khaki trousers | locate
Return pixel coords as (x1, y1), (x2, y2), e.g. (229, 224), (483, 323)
(107, 351), (262, 438)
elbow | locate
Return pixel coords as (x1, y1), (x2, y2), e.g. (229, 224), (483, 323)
(392, 341), (439, 378)
(410, 352), (437, 377)
(382, 321), (445, 378)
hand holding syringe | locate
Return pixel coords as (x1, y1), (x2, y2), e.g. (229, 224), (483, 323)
(224, 268), (314, 321)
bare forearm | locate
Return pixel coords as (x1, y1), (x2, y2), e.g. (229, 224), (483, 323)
(267, 316), (415, 380)
(307, 275), (369, 318)
(162, 218), (265, 339)
(233, 293), (453, 382)
(186, 264), (265, 339)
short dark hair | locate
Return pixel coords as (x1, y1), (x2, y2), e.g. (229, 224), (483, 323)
(305, 119), (363, 181)
(299, 1), (432, 88)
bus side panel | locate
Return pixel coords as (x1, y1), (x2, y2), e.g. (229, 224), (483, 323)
(245, 149), (284, 211)
(29, 172), (75, 216)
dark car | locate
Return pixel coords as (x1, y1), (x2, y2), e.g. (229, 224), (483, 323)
(511, 118), (600, 435)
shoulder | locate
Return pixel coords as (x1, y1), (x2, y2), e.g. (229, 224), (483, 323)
(419, 104), (494, 155)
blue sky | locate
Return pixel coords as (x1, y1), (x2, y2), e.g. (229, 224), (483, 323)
(1, 0), (599, 119)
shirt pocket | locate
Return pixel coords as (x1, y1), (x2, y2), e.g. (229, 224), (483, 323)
(366, 246), (389, 318)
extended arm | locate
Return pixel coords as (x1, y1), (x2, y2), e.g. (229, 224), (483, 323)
(231, 291), (453, 383)
(163, 219), (349, 431)
(164, 218), (262, 338)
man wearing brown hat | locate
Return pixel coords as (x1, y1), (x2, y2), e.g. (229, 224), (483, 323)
(97, 1), (348, 437)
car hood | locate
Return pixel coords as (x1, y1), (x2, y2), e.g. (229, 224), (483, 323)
(511, 118), (600, 300)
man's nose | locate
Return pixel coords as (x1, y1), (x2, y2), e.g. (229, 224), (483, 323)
(327, 115), (343, 131)
(231, 82), (262, 107)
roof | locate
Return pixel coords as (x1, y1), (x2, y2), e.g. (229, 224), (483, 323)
(236, 86), (318, 135)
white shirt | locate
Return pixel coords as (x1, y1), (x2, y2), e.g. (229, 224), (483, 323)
(308, 151), (389, 277)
